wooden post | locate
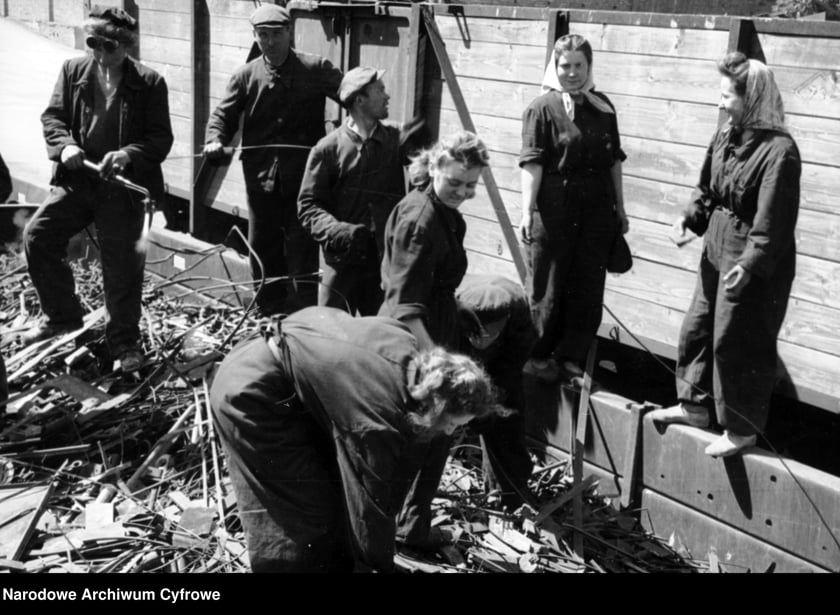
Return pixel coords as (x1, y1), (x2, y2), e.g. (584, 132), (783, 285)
(721, 18), (766, 127)
(189, 0), (210, 238)
(572, 338), (598, 557)
(403, 3), (422, 121)
(545, 9), (569, 66)
(421, 6), (527, 284)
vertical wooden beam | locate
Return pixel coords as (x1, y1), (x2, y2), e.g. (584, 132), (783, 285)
(189, 0), (210, 238)
(572, 338), (598, 557)
(421, 6), (527, 284)
(402, 3), (422, 122)
(545, 9), (569, 66)
(722, 18), (767, 127)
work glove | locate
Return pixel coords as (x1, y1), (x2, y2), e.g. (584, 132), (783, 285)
(327, 223), (372, 266)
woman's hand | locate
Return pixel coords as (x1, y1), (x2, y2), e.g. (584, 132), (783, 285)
(723, 264), (751, 293)
(519, 209), (533, 244)
(672, 215), (689, 239)
(617, 209), (629, 234)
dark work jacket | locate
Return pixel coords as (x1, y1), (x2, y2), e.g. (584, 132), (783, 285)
(519, 90), (626, 237)
(683, 127), (801, 281)
(298, 120), (407, 261)
(277, 307), (425, 572)
(378, 185), (468, 349)
(41, 55), (173, 203)
(456, 274), (536, 412)
(204, 51), (342, 195)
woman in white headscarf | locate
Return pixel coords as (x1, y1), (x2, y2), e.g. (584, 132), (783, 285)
(518, 34), (628, 383)
(649, 52), (801, 458)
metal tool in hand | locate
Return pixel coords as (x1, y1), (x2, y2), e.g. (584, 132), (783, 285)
(83, 159), (155, 254)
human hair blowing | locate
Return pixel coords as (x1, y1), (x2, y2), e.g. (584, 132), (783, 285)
(408, 130), (490, 187)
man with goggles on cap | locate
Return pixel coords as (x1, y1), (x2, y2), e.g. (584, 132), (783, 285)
(22, 5), (173, 373)
(204, 5), (342, 317)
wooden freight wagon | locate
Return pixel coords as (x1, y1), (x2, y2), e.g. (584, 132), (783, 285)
(125, 0), (840, 416)
(2, 0), (839, 571)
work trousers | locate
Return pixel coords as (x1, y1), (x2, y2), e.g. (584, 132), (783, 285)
(676, 208), (794, 436)
(210, 336), (353, 572)
(318, 239), (383, 316)
(23, 174), (144, 353)
(246, 189), (318, 315)
(526, 196), (615, 363)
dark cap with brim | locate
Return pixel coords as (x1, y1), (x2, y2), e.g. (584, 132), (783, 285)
(250, 5), (290, 28)
(338, 66), (386, 105)
(89, 5), (138, 31)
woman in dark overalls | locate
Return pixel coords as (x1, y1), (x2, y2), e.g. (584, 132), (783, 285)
(378, 130), (490, 549)
(210, 306), (501, 572)
(519, 34), (628, 383)
(649, 52), (800, 458)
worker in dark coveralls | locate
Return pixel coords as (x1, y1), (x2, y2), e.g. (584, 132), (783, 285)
(378, 131), (490, 548)
(298, 67), (426, 315)
(518, 34), (628, 383)
(649, 53), (800, 458)
(455, 274), (537, 509)
(22, 6), (173, 372)
(209, 306), (503, 572)
(203, 5), (342, 316)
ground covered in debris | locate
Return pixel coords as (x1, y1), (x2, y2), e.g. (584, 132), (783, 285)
(0, 250), (708, 573)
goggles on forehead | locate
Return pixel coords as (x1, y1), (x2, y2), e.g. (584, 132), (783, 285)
(86, 36), (120, 53)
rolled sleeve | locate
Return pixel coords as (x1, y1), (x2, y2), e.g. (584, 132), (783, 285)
(519, 105), (546, 168)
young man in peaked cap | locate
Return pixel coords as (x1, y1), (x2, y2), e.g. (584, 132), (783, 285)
(298, 66), (428, 315)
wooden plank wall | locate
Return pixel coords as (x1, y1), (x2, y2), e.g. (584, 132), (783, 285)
(432, 6), (548, 280)
(429, 6), (840, 412)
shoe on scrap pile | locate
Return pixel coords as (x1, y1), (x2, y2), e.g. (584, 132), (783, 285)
(19, 318), (83, 345)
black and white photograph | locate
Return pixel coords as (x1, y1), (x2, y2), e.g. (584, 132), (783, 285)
(0, 0), (838, 583)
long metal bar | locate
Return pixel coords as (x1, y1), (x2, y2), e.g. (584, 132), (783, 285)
(420, 6), (527, 283)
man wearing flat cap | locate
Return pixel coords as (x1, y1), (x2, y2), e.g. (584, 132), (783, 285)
(395, 274), (537, 551)
(455, 274), (537, 509)
(204, 4), (342, 317)
(298, 67), (428, 315)
(23, 4), (173, 372)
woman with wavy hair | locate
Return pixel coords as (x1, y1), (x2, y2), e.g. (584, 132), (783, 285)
(649, 52), (800, 458)
(377, 130), (490, 550)
(210, 306), (503, 573)
(379, 130), (490, 350)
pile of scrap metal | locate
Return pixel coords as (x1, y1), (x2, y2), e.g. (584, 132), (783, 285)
(0, 251), (704, 574)
(394, 440), (707, 573)
(0, 253), (250, 573)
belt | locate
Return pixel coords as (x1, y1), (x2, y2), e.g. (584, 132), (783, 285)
(714, 206), (752, 226)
